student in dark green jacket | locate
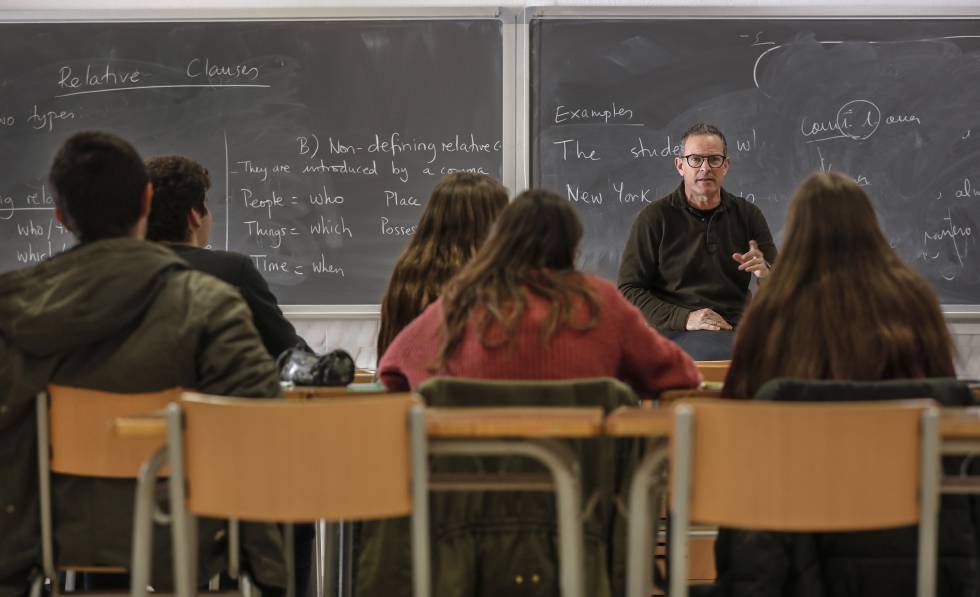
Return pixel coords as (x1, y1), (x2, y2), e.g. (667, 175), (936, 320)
(0, 131), (287, 597)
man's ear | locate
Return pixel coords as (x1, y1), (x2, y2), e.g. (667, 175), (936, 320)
(187, 208), (202, 231)
(674, 157), (684, 177)
(54, 206), (74, 233)
(140, 182), (154, 218)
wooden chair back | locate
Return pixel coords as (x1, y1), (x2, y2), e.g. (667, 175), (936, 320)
(179, 392), (418, 522)
(47, 385), (179, 478)
(695, 360), (730, 384)
(677, 398), (932, 530)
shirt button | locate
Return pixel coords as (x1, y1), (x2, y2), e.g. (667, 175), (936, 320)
(0, 404), (7, 415)
(515, 575), (524, 585)
(5, 504), (14, 514)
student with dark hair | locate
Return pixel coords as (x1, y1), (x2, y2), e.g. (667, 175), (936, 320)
(712, 172), (974, 597)
(379, 188), (699, 394)
(0, 131), (287, 596)
(376, 172), (509, 361)
(146, 155), (307, 359)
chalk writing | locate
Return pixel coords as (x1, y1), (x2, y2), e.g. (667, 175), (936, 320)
(554, 102), (635, 124)
(186, 58), (259, 81)
(924, 209), (973, 266)
(310, 215), (353, 238)
(312, 254), (345, 277)
(27, 104), (74, 132)
(613, 181), (651, 204)
(955, 178), (980, 199)
(553, 139), (600, 161)
(630, 136), (681, 159)
(250, 254), (304, 276)
(244, 221), (300, 249)
(384, 190), (420, 207)
(566, 184), (603, 205)
(802, 99), (880, 143)
(380, 217), (416, 236)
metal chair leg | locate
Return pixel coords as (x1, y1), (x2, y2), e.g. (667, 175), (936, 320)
(625, 440), (669, 597)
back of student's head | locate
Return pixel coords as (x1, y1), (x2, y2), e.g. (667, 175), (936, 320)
(145, 155), (211, 242)
(724, 171), (954, 398)
(377, 172), (508, 359)
(48, 131), (148, 242)
(437, 189), (599, 367)
(780, 171), (895, 275)
(469, 188), (582, 272)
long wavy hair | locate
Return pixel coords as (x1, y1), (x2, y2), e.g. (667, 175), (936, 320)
(723, 172), (955, 398)
(377, 173), (508, 359)
(435, 189), (600, 369)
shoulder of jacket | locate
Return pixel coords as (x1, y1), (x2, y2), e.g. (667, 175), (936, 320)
(170, 268), (244, 305)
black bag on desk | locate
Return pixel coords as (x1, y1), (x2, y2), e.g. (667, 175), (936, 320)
(277, 346), (356, 386)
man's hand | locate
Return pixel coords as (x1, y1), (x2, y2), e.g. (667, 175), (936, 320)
(686, 308), (733, 331)
(733, 240), (771, 279)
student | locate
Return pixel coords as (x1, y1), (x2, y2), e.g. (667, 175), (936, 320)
(724, 171), (955, 397)
(0, 131), (286, 595)
(371, 189), (698, 597)
(379, 188), (700, 394)
(713, 172), (975, 597)
(376, 172), (508, 361)
(145, 155), (308, 359)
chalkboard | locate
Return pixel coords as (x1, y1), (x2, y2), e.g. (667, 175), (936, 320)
(531, 18), (980, 305)
(0, 19), (503, 305)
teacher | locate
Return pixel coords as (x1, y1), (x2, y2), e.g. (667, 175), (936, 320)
(617, 123), (777, 360)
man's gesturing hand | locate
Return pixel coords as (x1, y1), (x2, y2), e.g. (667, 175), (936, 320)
(733, 240), (770, 279)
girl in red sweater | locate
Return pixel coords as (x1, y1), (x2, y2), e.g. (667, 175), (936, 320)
(379, 189), (701, 395)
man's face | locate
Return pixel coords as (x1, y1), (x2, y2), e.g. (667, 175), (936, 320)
(674, 134), (730, 199)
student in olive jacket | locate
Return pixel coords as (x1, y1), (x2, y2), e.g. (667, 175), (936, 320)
(0, 132), (287, 597)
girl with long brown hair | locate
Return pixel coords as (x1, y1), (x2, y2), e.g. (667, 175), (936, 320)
(713, 172), (969, 597)
(724, 171), (955, 398)
(376, 172), (508, 360)
(379, 188), (699, 393)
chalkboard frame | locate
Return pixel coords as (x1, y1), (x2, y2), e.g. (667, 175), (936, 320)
(524, 5), (980, 321)
(0, 7), (520, 317)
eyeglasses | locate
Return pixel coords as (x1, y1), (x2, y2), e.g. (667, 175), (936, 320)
(681, 154), (727, 168)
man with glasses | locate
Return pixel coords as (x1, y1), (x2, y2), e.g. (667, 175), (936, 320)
(618, 123), (776, 360)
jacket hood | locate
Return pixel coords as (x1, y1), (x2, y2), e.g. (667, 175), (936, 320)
(0, 238), (188, 357)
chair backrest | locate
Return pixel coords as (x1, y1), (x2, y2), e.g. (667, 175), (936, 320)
(179, 391), (418, 522)
(675, 398), (933, 531)
(417, 376), (639, 411)
(47, 385), (179, 478)
(695, 360), (730, 384)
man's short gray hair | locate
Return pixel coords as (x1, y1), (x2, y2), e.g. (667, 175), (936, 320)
(681, 123), (727, 155)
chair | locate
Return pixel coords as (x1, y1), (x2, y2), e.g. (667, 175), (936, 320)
(161, 392), (430, 597)
(33, 385), (179, 597)
(669, 398), (940, 597)
(359, 378), (638, 596)
(694, 360), (730, 385)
